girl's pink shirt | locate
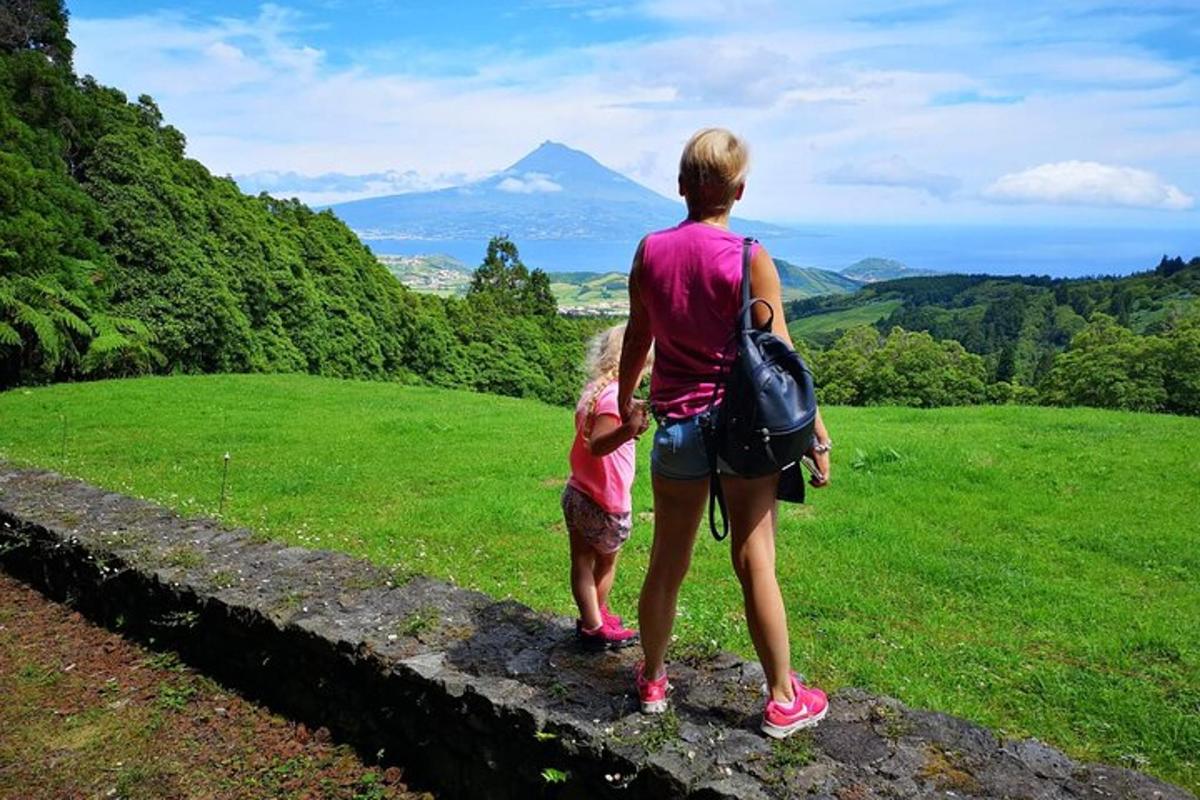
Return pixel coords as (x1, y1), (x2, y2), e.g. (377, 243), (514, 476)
(567, 381), (635, 514)
(640, 220), (759, 418)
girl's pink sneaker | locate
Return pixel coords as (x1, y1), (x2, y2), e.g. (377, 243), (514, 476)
(576, 617), (639, 651)
(762, 673), (828, 738)
(634, 661), (670, 713)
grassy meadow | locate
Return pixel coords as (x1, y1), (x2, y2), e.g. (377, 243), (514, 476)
(788, 299), (904, 340)
(0, 374), (1197, 790)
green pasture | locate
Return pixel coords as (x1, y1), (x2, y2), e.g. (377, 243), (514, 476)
(788, 300), (903, 340)
(0, 375), (1196, 790)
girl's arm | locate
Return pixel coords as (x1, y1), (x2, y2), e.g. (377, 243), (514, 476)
(617, 238), (653, 422)
(587, 404), (649, 457)
(750, 245), (832, 487)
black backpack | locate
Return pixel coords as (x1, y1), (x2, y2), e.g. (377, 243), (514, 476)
(701, 237), (819, 540)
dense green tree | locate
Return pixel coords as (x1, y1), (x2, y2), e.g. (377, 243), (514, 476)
(813, 325), (987, 408)
(467, 235), (557, 318)
(0, 0), (73, 68)
(1040, 314), (1169, 412)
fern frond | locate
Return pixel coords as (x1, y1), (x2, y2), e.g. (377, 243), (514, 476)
(54, 309), (94, 337)
(14, 303), (62, 359)
(0, 322), (21, 348)
(111, 315), (154, 340)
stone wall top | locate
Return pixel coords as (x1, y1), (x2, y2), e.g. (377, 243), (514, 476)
(0, 466), (1192, 800)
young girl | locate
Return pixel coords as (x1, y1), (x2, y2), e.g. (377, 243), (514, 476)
(616, 128), (832, 736)
(563, 324), (651, 650)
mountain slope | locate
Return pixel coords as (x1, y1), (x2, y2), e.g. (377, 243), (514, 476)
(328, 141), (792, 244)
(776, 259), (862, 297)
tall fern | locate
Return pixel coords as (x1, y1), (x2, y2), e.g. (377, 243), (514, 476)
(0, 273), (159, 386)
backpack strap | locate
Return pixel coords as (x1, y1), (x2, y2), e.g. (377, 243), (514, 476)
(700, 410), (729, 541)
(704, 237), (756, 542)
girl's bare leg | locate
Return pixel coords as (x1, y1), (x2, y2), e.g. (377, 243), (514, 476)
(569, 528), (603, 630)
(594, 549), (618, 612)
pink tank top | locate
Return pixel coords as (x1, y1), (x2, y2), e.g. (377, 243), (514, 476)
(640, 220), (760, 419)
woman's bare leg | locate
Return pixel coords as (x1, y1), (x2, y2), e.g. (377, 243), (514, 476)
(638, 475), (708, 678)
(721, 471), (794, 703)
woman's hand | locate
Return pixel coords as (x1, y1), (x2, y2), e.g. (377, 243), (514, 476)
(809, 445), (831, 487)
(809, 409), (832, 488)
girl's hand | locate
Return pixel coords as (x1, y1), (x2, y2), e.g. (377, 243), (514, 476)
(620, 396), (638, 425)
(627, 400), (650, 439)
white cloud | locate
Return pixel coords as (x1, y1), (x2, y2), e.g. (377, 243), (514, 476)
(67, 5), (1200, 225)
(823, 156), (960, 198)
(983, 161), (1194, 211)
(234, 169), (468, 205)
(496, 173), (564, 194)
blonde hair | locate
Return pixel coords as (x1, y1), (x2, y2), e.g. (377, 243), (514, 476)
(678, 128), (749, 214)
(583, 323), (653, 393)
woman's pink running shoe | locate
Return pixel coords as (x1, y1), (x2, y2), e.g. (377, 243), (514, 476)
(762, 673), (828, 738)
(634, 661), (669, 713)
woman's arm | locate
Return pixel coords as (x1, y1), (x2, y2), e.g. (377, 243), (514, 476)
(750, 245), (832, 487)
(748, 245), (793, 346)
(618, 238), (653, 422)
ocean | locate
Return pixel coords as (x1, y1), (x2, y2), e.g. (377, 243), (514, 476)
(364, 224), (1200, 279)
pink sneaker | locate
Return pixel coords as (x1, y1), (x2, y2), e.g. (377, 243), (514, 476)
(576, 617), (639, 651)
(634, 661), (670, 713)
(762, 673), (828, 738)
(600, 604), (622, 627)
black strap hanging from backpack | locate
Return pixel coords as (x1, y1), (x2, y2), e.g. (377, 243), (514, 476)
(700, 238), (819, 541)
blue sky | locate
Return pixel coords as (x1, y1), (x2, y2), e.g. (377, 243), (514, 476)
(68, 1), (1200, 227)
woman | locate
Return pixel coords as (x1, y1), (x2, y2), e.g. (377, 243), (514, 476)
(616, 128), (833, 739)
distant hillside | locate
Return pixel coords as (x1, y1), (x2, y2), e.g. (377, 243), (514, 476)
(776, 259), (862, 298)
(381, 255), (859, 314)
(551, 272), (629, 316)
(842, 257), (943, 283)
(788, 255), (1200, 387)
(377, 254), (472, 297)
(327, 141), (793, 245)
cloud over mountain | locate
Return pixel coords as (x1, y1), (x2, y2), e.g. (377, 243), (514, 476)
(326, 141), (789, 243)
(983, 161), (1194, 211)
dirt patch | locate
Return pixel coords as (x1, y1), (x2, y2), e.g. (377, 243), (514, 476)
(0, 572), (432, 800)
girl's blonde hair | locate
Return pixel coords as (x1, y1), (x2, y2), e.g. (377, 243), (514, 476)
(583, 323), (653, 388)
(678, 128), (749, 214)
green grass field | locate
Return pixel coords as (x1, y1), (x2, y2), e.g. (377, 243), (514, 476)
(788, 300), (904, 340)
(1, 375), (1197, 789)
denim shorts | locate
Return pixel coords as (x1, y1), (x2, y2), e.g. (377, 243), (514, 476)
(651, 413), (733, 480)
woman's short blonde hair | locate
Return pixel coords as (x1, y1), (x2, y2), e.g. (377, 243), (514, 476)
(678, 128), (749, 214)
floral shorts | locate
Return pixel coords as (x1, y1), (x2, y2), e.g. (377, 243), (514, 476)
(561, 484), (632, 555)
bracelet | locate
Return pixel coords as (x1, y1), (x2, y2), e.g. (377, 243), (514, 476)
(812, 440), (832, 454)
